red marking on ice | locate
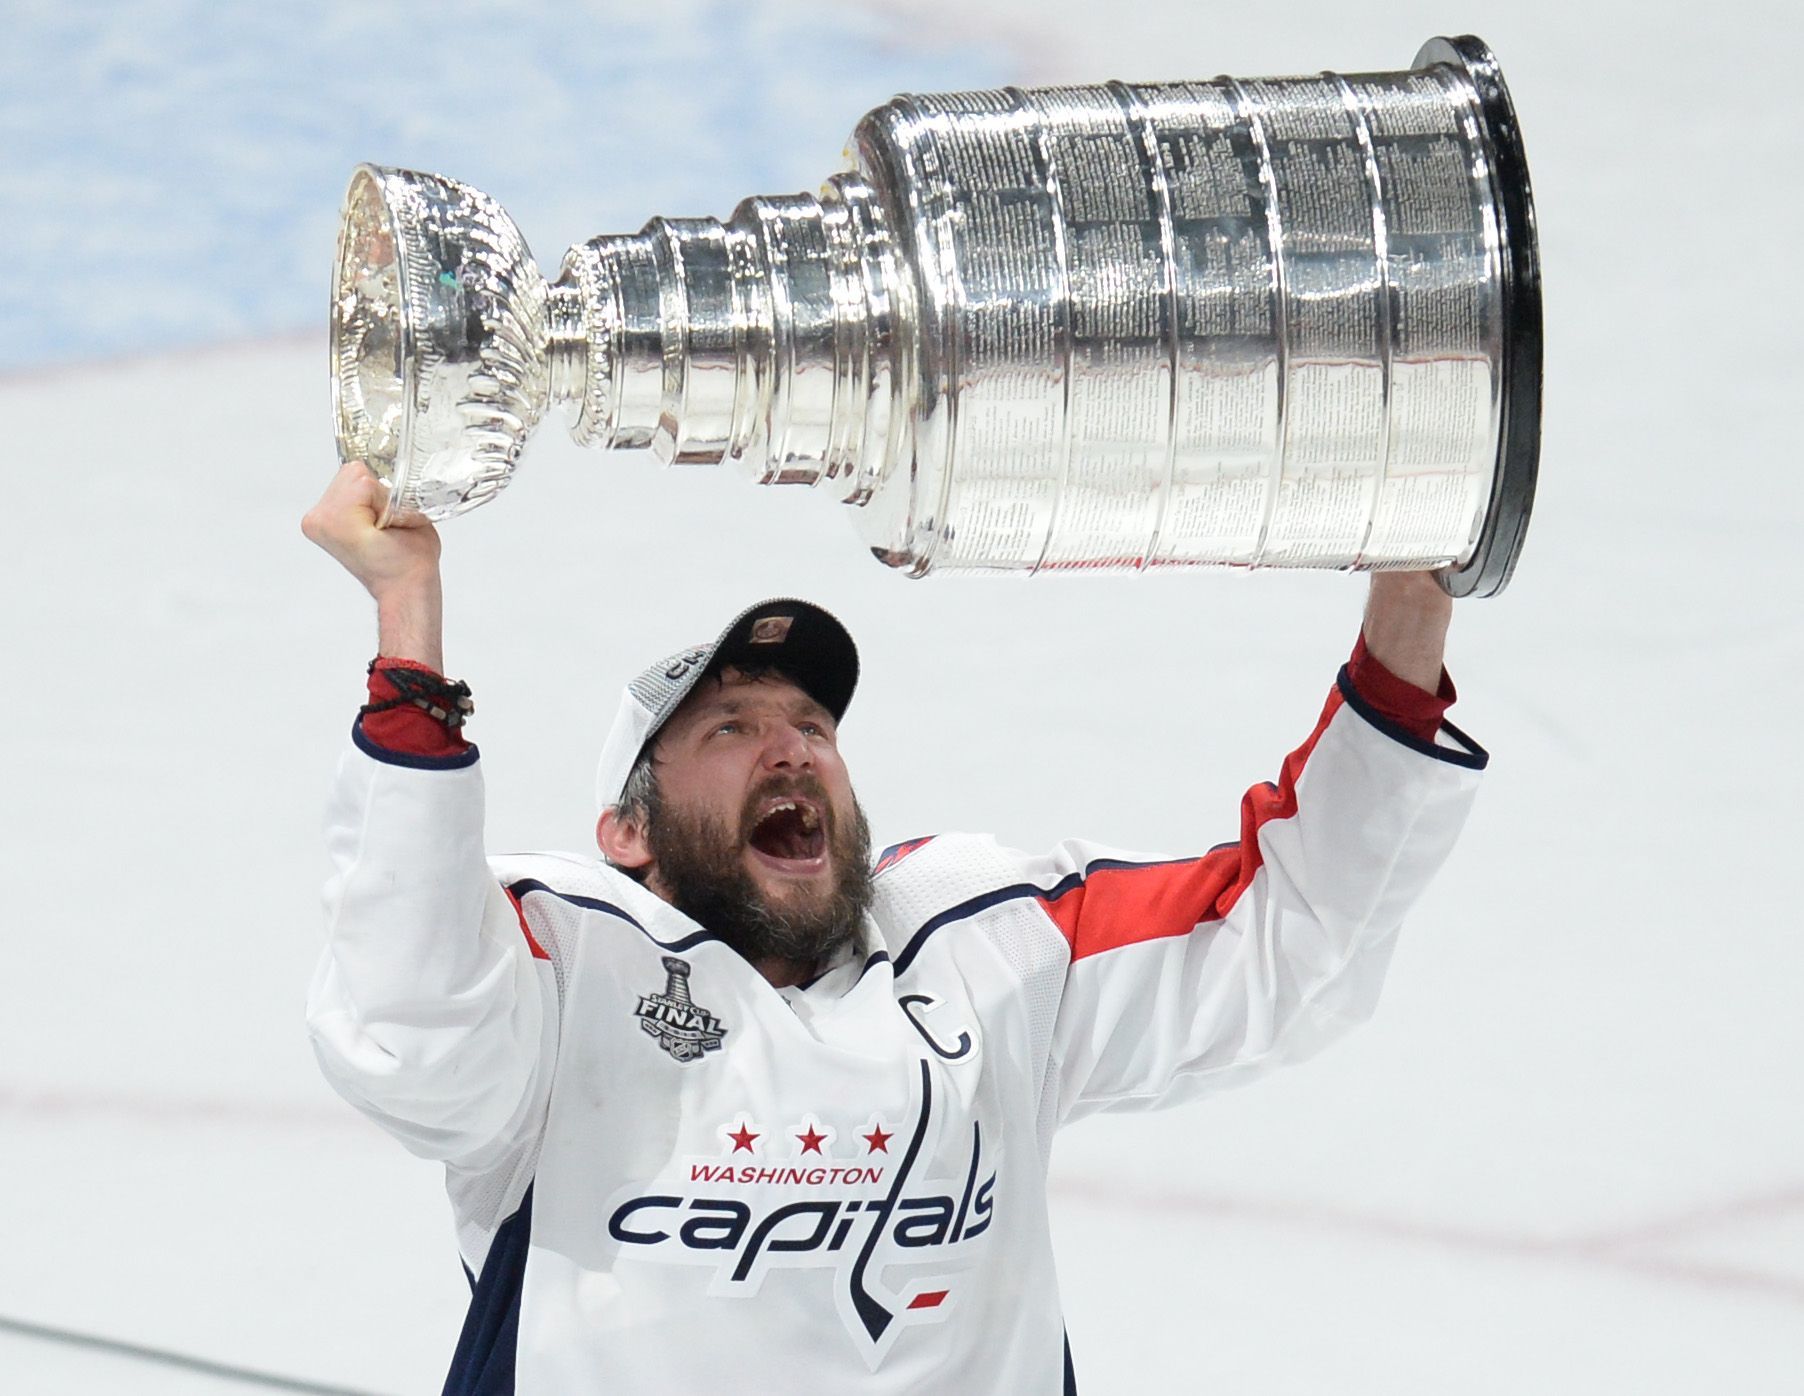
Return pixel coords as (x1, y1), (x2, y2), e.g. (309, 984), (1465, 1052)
(0, 1084), (357, 1133)
(1051, 1175), (1804, 1307)
(6, 1080), (1800, 1308)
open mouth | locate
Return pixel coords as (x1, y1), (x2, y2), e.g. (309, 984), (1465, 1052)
(746, 797), (828, 870)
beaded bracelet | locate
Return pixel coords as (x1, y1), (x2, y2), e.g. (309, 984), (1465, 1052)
(362, 661), (475, 730)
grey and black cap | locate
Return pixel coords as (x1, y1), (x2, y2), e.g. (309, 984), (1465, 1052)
(594, 598), (859, 811)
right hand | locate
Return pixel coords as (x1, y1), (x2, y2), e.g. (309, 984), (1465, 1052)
(301, 460), (441, 604)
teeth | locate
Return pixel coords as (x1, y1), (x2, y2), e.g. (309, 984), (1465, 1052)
(751, 799), (824, 847)
(754, 798), (822, 836)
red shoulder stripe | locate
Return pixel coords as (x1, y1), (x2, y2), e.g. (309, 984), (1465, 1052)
(1039, 687), (1345, 962)
(504, 887), (552, 962)
(874, 836), (936, 877)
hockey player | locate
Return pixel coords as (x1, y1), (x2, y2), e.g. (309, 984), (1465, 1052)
(302, 459), (1486, 1392)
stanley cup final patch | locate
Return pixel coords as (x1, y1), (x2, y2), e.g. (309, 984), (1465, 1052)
(636, 957), (728, 1063)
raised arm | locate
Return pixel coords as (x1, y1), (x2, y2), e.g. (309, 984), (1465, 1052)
(301, 464), (552, 1165)
(1033, 573), (1484, 1123)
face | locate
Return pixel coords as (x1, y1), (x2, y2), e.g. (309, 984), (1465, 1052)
(608, 669), (873, 969)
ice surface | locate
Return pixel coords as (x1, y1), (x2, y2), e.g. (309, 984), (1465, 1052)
(2, 0), (1801, 1391)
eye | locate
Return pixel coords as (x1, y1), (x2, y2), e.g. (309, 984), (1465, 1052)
(712, 720), (742, 737)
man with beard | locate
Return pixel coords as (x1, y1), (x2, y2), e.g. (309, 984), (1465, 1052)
(303, 460), (1485, 1393)
(596, 650), (877, 986)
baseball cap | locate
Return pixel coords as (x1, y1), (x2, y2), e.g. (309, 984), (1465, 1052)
(594, 598), (860, 812)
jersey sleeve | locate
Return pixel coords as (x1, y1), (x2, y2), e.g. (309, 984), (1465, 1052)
(305, 720), (557, 1167)
(1028, 663), (1486, 1125)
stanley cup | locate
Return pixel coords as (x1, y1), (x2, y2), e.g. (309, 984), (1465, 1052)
(331, 34), (1541, 596)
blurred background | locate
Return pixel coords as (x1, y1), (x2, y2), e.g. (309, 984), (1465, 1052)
(2, 0), (1800, 1390)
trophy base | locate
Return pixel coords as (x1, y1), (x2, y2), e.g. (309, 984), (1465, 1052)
(1420, 36), (1543, 600)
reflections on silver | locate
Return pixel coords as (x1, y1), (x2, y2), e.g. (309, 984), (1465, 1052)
(331, 34), (1539, 592)
(331, 166), (551, 524)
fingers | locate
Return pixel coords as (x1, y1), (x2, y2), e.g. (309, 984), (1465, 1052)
(303, 466), (377, 564)
(304, 461), (381, 536)
(385, 509), (435, 532)
(303, 458), (442, 601)
(332, 459), (385, 515)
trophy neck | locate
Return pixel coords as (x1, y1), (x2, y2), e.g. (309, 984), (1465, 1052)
(544, 280), (591, 419)
(551, 176), (906, 501)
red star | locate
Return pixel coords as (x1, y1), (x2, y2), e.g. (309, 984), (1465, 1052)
(797, 1124), (827, 1154)
(863, 1125), (893, 1154)
(727, 1123), (759, 1153)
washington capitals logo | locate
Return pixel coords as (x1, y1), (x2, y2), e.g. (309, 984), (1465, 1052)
(635, 957), (727, 1062)
(604, 1060), (995, 1366)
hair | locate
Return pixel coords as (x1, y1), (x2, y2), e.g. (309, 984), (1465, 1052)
(609, 747), (661, 884)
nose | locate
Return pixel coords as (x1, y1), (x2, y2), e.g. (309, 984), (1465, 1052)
(761, 723), (812, 772)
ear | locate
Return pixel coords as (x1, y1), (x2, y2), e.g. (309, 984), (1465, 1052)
(597, 806), (653, 871)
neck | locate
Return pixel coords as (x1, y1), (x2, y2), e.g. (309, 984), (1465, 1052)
(754, 956), (819, 990)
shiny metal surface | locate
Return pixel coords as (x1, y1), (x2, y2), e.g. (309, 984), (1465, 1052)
(331, 166), (552, 525)
(331, 35), (1539, 591)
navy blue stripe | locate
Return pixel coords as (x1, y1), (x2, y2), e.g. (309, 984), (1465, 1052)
(505, 878), (721, 954)
(441, 1183), (533, 1396)
(893, 884), (1043, 977)
(798, 946), (891, 992)
(891, 858), (1191, 978)
(1064, 1330), (1078, 1395)
(855, 949), (891, 984)
(351, 717), (480, 771)
(1335, 669), (1490, 770)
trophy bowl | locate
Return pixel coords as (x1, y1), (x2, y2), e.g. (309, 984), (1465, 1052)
(331, 165), (554, 525)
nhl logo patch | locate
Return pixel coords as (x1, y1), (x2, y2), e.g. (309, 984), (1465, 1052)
(636, 956), (728, 1063)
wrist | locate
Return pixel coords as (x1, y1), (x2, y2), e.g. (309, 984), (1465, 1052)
(366, 563), (440, 608)
(1366, 569), (1451, 608)
(374, 577), (445, 673)
(1361, 571), (1452, 694)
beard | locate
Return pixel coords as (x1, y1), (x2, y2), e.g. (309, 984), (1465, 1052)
(645, 776), (875, 971)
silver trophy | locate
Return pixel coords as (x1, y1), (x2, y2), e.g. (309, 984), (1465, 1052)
(331, 34), (1540, 595)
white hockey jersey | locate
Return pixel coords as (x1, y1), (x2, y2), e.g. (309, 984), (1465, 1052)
(307, 668), (1486, 1393)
